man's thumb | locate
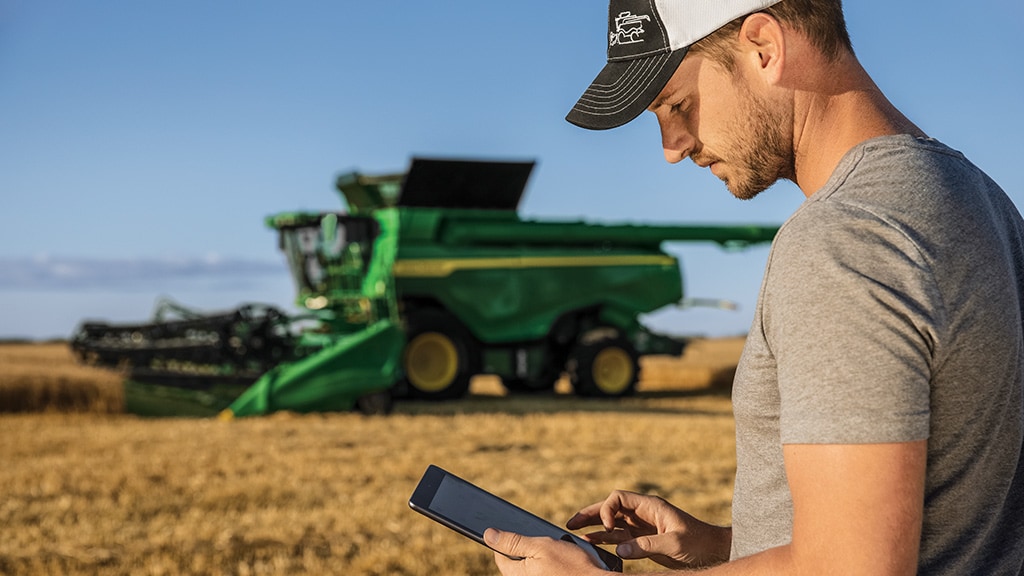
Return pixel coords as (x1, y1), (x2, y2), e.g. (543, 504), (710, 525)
(616, 537), (656, 559)
(485, 528), (521, 557)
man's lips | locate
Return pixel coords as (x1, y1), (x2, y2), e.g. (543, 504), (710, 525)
(696, 158), (725, 179)
(695, 158), (718, 172)
(692, 154), (718, 169)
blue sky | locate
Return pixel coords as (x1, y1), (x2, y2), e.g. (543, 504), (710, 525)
(1, 0), (1021, 340)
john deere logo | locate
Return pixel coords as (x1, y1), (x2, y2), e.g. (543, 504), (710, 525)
(610, 11), (651, 46)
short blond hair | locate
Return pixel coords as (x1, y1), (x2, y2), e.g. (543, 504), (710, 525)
(691, 0), (853, 71)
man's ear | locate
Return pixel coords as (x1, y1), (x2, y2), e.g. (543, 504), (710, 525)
(738, 13), (786, 85)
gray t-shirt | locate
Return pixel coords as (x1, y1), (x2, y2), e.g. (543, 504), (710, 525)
(731, 135), (1024, 575)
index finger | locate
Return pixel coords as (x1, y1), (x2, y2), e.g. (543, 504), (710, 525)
(567, 491), (634, 532)
(566, 501), (606, 530)
(598, 491), (633, 532)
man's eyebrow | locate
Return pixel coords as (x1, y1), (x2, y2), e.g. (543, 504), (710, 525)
(648, 93), (669, 111)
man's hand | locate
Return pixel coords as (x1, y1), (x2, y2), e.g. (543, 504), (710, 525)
(567, 491), (731, 569)
(485, 528), (608, 576)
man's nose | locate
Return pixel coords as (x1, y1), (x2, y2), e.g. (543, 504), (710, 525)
(659, 122), (694, 164)
(663, 146), (689, 164)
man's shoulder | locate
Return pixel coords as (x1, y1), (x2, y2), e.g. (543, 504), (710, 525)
(816, 135), (968, 202)
(780, 134), (1003, 248)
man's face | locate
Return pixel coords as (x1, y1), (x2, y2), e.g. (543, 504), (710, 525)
(647, 53), (793, 200)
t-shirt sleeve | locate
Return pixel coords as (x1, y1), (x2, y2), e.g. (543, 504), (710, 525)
(763, 202), (940, 444)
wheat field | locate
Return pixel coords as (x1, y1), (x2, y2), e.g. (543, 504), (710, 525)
(0, 338), (744, 575)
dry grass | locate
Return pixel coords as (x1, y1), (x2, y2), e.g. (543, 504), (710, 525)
(0, 337), (745, 575)
(0, 343), (124, 414)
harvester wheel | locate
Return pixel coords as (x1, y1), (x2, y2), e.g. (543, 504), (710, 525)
(568, 335), (639, 398)
(402, 310), (480, 400)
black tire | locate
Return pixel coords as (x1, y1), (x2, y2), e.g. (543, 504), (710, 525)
(568, 335), (639, 398)
(401, 309), (480, 400)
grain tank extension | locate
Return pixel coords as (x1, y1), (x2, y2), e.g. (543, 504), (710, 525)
(72, 158), (778, 417)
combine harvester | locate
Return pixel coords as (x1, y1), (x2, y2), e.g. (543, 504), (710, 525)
(71, 159), (778, 417)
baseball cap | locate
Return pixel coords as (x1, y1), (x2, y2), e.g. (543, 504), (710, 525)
(566, 0), (784, 130)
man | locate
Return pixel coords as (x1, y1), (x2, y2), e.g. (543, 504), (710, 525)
(485, 0), (1024, 574)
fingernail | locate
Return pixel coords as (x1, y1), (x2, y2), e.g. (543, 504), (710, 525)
(617, 543), (633, 557)
(484, 528), (499, 545)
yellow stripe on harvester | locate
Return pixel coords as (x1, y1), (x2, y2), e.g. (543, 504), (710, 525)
(392, 254), (677, 278)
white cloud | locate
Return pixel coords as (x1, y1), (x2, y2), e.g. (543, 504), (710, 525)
(0, 256), (285, 292)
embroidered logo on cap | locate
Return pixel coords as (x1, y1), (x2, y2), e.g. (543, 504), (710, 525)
(609, 11), (651, 47)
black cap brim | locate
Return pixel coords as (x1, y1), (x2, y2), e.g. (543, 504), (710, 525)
(566, 47), (688, 131)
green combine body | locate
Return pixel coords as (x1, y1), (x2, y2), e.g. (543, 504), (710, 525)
(71, 158), (778, 417)
(223, 158), (777, 416)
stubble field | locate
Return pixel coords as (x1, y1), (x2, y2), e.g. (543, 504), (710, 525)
(0, 338), (744, 575)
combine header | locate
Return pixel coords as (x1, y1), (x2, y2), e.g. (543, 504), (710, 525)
(71, 158), (778, 417)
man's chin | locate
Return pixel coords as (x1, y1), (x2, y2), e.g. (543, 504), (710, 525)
(725, 178), (768, 201)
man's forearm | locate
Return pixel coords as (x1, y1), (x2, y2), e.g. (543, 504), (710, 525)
(621, 544), (791, 575)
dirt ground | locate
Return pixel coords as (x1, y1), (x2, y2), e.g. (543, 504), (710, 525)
(0, 338), (744, 575)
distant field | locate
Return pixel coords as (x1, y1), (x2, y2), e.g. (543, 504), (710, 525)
(0, 338), (744, 575)
(0, 343), (124, 415)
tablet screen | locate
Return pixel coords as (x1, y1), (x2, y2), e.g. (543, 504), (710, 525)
(431, 473), (569, 541)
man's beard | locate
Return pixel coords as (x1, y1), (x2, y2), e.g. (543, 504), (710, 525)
(701, 85), (793, 200)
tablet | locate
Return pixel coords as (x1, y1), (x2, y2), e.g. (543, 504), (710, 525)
(409, 464), (622, 572)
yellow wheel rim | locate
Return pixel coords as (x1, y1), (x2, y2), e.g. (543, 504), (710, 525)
(405, 332), (459, 393)
(592, 347), (634, 395)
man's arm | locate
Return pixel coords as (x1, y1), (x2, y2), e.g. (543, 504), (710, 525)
(774, 441), (926, 574)
(488, 440), (926, 575)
